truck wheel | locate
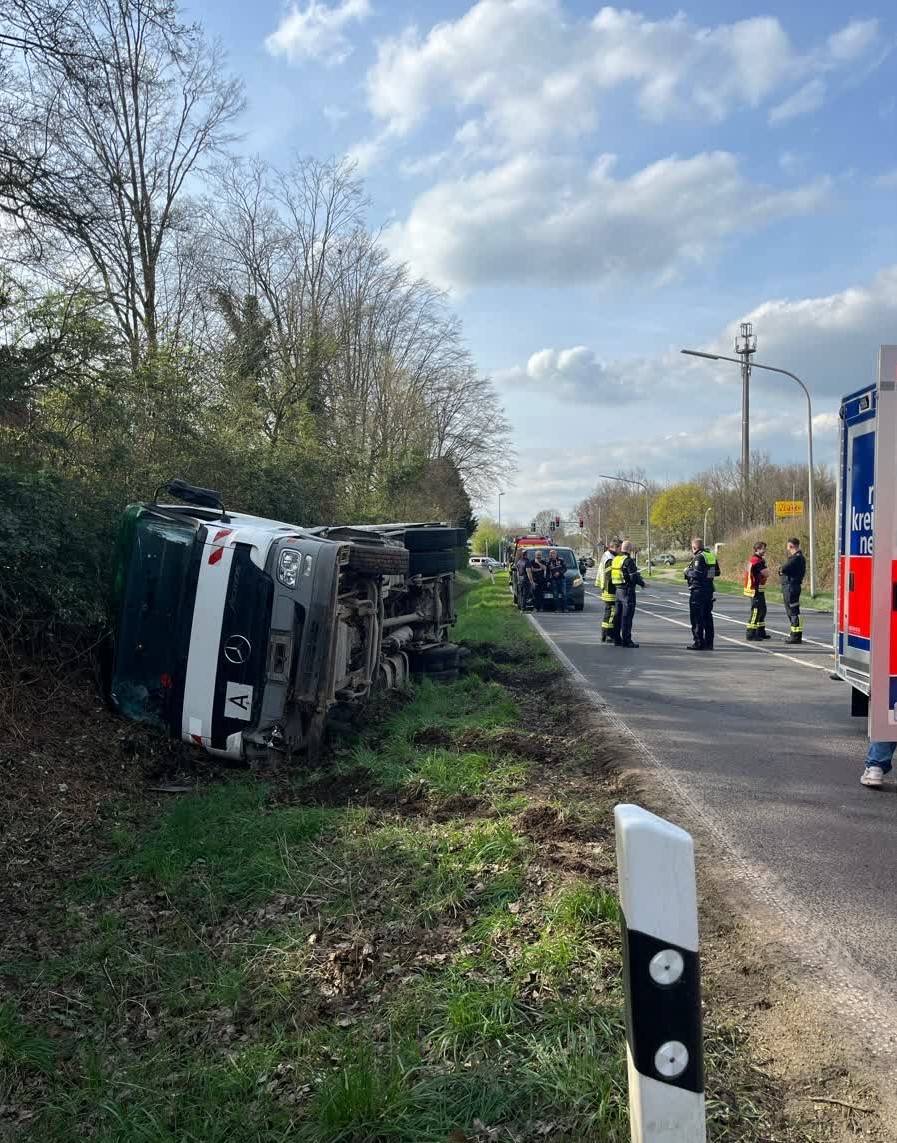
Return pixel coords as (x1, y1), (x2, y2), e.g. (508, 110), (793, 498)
(410, 644), (459, 675)
(408, 549), (457, 577)
(403, 527), (466, 552)
(347, 542), (410, 575)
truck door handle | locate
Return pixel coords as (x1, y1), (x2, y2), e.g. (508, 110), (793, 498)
(849, 572), (855, 592)
(893, 584), (897, 612)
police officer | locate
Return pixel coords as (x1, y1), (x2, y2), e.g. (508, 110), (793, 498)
(596, 538), (620, 642)
(744, 541), (770, 640)
(530, 549), (548, 611)
(684, 536), (719, 650)
(779, 537), (806, 644)
(546, 547), (569, 611)
(514, 548), (533, 610)
(610, 540), (646, 647)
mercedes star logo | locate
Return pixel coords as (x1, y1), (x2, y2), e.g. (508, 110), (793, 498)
(224, 635), (252, 665)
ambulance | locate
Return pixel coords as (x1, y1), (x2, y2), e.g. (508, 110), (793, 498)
(835, 346), (897, 739)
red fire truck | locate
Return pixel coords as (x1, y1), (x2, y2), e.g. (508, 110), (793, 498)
(834, 345), (897, 739)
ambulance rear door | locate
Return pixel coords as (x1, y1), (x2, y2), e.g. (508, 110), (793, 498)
(836, 383), (876, 698)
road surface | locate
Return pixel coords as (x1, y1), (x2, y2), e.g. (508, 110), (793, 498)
(530, 576), (897, 1015)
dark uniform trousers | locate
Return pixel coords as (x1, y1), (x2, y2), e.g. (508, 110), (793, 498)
(746, 592), (767, 639)
(689, 587), (714, 648)
(783, 582), (802, 638)
(615, 588), (637, 644)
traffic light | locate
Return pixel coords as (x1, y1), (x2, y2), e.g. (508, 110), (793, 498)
(578, 517), (584, 530)
(531, 521), (536, 531)
(555, 515), (560, 528)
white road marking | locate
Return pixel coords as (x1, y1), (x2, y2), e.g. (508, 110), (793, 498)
(636, 604), (831, 672)
(587, 587), (832, 648)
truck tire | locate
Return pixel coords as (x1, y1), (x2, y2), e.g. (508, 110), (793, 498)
(403, 527), (465, 552)
(408, 549), (456, 577)
(347, 542), (410, 575)
(409, 644), (459, 675)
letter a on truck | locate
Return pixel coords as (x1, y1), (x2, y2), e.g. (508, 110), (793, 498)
(835, 345), (897, 737)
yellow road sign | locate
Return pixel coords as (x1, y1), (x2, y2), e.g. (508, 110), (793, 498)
(775, 500), (805, 518)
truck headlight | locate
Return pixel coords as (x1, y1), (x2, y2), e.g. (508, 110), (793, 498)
(572, 576), (583, 587)
(277, 549), (301, 587)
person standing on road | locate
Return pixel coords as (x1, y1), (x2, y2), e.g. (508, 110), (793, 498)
(684, 536), (719, 650)
(610, 540), (646, 647)
(546, 547), (569, 612)
(744, 541), (770, 641)
(514, 549), (533, 611)
(779, 537), (806, 644)
(530, 550), (548, 611)
(596, 538), (620, 642)
(861, 741), (897, 788)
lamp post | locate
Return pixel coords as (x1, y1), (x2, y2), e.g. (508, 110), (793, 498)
(497, 491), (504, 564)
(703, 507), (712, 549)
(681, 350), (817, 597)
(597, 474), (651, 575)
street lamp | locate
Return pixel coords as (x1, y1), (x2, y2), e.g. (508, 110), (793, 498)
(497, 491), (504, 564)
(703, 506), (712, 549)
(596, 474), (651, 575)
(681, 349), (817, 597)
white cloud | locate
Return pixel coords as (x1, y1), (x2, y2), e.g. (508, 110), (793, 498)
(709, 265), (897, 400)
(384, 151), (828, 292)
(365, 3), (877, 149)
(266, 0), (370, 66)
(769, 79), (826, 125)
(496, 264), (897, 513)
(826, 19), (879, 63)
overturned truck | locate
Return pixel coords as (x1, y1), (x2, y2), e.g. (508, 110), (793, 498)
(110, 481), (466, 764)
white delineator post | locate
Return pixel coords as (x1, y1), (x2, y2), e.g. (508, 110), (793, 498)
(614, 804), (706, 1142)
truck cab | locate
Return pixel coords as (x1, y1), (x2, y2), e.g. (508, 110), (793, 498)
(111, 484), (462, 764)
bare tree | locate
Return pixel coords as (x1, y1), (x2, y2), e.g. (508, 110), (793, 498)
(2, 0), (244, 364)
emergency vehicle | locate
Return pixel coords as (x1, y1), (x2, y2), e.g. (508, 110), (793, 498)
(835, 346), (897, 739)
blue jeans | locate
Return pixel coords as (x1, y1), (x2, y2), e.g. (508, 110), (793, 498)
(866, 741), (897, 773)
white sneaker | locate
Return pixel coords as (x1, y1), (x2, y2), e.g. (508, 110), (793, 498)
(861, 765), (885, 788)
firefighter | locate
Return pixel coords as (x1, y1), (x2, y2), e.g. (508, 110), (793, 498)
(744, 540), (770, 640)
(684, 536), (719, 650)
(596, 538), (621, 642)
(779, 537), (806, 644)
(610, 540), (646, 647)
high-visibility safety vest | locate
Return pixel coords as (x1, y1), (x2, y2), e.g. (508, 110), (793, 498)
(743, 558), (768, 596)
(610, 553), (628, 586)
(598, 550), (617, 600)
(703, 550), (718, 578)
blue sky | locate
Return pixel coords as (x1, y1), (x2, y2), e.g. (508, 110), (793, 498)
(187, 0), (897, 521)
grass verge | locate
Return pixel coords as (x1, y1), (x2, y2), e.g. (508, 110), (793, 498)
(0, 572), (839, 1141)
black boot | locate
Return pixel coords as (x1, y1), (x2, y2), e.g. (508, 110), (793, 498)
(686, 642), (702, 650)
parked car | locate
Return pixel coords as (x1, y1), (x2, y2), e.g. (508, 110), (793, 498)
(469, 555), (500, 570)
(110, 480), (465, 766)
(649, 553), (676, 567)
(510, 545), (586, 611)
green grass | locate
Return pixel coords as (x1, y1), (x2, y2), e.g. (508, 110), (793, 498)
(0, 1001), (55, 1077)
(6, 571), (815, 1143)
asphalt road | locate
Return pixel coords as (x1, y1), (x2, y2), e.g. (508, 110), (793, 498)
(530, 575), (897, 1005)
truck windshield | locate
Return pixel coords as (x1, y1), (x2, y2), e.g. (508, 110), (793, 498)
(112, 511), (201, 728)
